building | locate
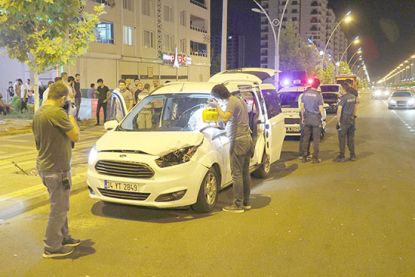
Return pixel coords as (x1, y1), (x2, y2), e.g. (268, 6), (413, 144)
(259, 0), (348, 69)
(0, 0), (211, 94)
(226, 34), (246, 69)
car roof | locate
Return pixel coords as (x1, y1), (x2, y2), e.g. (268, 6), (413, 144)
(209, 68), (277, 84)
(278, 86), (308, 93)
(150, 81), (259, 96)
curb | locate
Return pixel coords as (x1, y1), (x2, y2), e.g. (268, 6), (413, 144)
(0, 174), (87, 221)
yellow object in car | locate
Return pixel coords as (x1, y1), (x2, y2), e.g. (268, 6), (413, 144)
(202, 107), (219, 123)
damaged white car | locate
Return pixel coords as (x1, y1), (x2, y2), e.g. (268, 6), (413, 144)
(87, 70), (285, 212)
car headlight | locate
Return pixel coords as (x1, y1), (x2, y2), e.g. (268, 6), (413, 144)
(155, 145), (200, 168)
(389, 99), (396, 105)
(408, 99), (415, 105)
(374, 91), (381, 96)
(88, 146), (98, 166)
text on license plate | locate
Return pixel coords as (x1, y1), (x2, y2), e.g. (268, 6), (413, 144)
(287, 127), (300, 133)
(104, 181), (140, 192)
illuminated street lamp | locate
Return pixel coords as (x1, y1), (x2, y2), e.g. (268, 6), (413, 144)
(339, 36), (360, 62)
(348, 48), (362, 64)
(322, 11), (353, 68)
(252, 0), (290, 85)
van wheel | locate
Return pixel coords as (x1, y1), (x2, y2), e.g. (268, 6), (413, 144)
(252, 151), (270, 179)
(192, 168), (219, 213)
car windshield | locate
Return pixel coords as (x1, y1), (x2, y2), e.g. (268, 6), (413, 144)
(320, 85), (339, 93)
(393, 91), (412, 97)
(279, 91), (302, 108)
(118, 93), (211, 132)
(322, 93), (338, 100)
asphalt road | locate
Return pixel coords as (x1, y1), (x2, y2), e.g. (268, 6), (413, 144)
(1, 95), (415, 276)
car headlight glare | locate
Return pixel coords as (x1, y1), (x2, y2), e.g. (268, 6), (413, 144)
(155, 145), (200, 168)
(389, 99), (396, 105)
(88, 146), (98, 166)
(408, 99), (415, 105)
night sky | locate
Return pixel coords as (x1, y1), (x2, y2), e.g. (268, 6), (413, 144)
(211, 0), (415, 81)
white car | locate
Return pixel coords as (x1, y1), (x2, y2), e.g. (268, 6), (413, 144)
(278, 86), (327, 138)
(388, 90), (415, 109)
(87, 71), (286, 212)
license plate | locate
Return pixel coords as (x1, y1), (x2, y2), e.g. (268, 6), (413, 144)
(287, 127), (300, 133)
(104, 181), (140, 192)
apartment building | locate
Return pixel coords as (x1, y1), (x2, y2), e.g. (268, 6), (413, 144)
(260, 0), (348, 69)
(63, 0), (210, 89)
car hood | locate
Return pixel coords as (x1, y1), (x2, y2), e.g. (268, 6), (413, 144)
(390, 96), (413, 101)
(96, 131), (205, 156)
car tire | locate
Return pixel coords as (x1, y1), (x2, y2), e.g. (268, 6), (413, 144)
(252, 150), (270, 179)
(192, 168), (219, 213)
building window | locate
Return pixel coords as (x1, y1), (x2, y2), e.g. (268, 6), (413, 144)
(144, 30), (154, 48)
(123, 25), (133, 45)
(163, 34), (175, 52)
(180, 39), (187, 53)
(163, 5), (174, 22)
(292, 0), (298, 4)
(96, 22), (114, 44)
(292, 17), (298, 21)
(311, 9), (318, 15)
(123, 0), (133, 11)
(190, 0), (207, 9)
(180, 11), (186, 26)
(93, 0), (114, 6)
(190, 41), (208, 57)
(292, 9), (298, 13)
(311, 17), (318, 23)
(142, 0), (154, 16)
(310, 25), (318, 31)
(311, 1), (318, 6)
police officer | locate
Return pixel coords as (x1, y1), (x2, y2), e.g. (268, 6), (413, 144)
(300, 78), (324, 163)
(336, 82), (357, 162)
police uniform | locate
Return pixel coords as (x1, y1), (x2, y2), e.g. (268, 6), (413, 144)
(337, 92), (356, 159)
(301, 89), (324, 161)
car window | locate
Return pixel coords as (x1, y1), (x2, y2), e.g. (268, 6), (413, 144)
(393, 91), (412, 97)
(107, 94), (125, 122)
(279, 91), (302, 108)
(119, 93), (211, 131)
(262, 89), (282, 118)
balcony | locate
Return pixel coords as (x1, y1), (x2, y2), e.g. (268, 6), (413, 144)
(190, 15), (208, 33)
(190, 0), (207, 9)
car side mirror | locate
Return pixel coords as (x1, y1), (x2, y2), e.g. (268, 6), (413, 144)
(104, 120), (118, 131)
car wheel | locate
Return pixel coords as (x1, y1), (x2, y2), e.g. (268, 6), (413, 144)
(192, 168), (219, 213)
(252, 150), (270, 179)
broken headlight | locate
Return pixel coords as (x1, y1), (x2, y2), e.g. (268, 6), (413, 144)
(155, 145), (200, 168)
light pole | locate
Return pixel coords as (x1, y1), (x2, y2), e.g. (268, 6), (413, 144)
(339, 36), (360, 62)
(220, 0), (228, 71)
(348, 48), (362, 65)
(322, 11), (352, 68)
(252, 0), (290, 86)
(351, 56), (362, 71)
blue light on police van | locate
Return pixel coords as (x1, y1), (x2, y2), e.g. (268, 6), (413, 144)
(282, 79), (291, 87)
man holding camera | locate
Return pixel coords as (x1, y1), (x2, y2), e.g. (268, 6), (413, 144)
(32, 81), (80, 258)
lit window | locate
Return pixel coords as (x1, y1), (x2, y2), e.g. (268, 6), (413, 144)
(96, 22), (114, 44)
(144, 30), (154, 48)
(123, 26), (133, 45)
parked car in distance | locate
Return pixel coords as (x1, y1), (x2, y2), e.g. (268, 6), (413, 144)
(320, 84), (341, 113)
(388, 90), (415, 109)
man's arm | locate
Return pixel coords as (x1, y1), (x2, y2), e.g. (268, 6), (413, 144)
(336, 105), (343, 125)
(300, 102), (305, 123)
(217, 106), (233, 122)
(65, 115), (80, 142)
(104, 88), (112, 103)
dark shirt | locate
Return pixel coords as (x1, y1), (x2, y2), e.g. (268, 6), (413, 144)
(97, 85), (110, 102)
(302, 89), (323, 115)
(339, 93), (356, 120)
(33, 105), (73, 172)
(74, 81), (81, 99)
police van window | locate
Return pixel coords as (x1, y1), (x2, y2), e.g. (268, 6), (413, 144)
(261, 89), (282, 118)
(279, 91), (302, 108)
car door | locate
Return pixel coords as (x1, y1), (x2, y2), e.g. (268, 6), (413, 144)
(107, 90), (128, 122)
(261, 88), (286, 163)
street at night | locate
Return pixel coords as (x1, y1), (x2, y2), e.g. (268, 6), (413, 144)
(1, 95), (415, 276)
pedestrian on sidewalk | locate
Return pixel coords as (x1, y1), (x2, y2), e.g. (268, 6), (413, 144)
(20, 80), (29, 113)
(336, 82), (357, 162)
(7, 81), (14, 100)
(300, 78), (324, 164)
(210, 84), (254, 213)
(14, 79), (22, 99)
(32, 81), (81, 258)
(118, 79), (134, 111)
(133, 78), (143, 105)
(88, 83), (96, 99)
(74, 74), (82, 120)
(96, 79), (111, 125)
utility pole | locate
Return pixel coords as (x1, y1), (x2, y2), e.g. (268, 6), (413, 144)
(220, 0), (228, 72)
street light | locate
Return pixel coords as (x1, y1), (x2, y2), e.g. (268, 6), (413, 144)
(322, 11), (353, 68)
(339, 36), (360, 62)
(348, 48), (362, 65)
(252, 0), (290, 86)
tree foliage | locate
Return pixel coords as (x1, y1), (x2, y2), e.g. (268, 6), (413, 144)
(317, 63), (335, 84)
(0, 0), (105, 73)
(279, 22), (320, 75)
(338, 61), (352, 75)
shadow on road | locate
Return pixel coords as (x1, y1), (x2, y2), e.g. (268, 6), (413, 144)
(91, 201), (214, 223)
(51, 239), (96, 260)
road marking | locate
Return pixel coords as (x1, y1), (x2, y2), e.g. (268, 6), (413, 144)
(384, 101), (415, 136)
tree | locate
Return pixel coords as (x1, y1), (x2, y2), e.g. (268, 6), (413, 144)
(0, 0), (105, 110)
(279, 22), (320, 75)
(338, 61), (352, 75)
(317, 63), (335, 84)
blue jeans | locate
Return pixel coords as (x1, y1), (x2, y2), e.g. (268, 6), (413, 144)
(230, 136), (252, 207)
(39, 171), (72, 251)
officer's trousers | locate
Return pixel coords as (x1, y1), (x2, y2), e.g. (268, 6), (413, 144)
(302, 113), (321, 159)
(338, 121), (356, 157)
